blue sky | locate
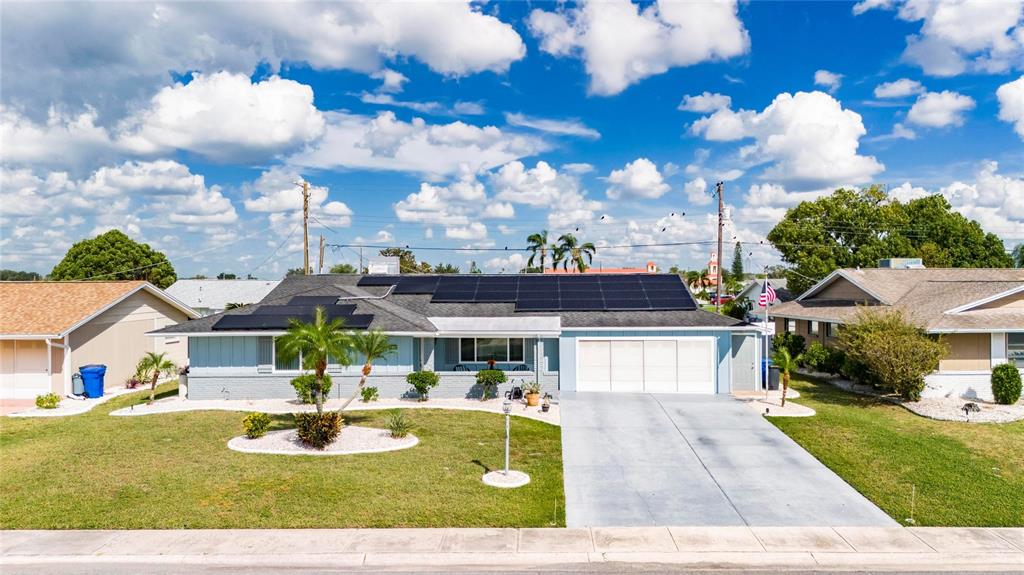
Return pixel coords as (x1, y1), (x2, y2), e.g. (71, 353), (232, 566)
(1, 0), (1022, 278)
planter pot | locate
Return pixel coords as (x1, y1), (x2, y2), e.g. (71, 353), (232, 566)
(541, 404), (550, 413)
(525, 393), (541, 407)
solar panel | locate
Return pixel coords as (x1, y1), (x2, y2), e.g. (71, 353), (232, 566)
(287, 295), (341, 306)
(252, 304), (356, 316)
(431, 276), (480, 302)
(340, 314), (374, 329)
(212, 314), (303, 330)
(357, 276), (401, 286)
(392, 276), (440, 294)
(558, 299), (605, 310)
(514, 299), (561, 311)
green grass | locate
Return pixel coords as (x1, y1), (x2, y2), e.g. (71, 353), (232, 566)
(768, 377), (1024, 527)
(0, 383), (565, 529)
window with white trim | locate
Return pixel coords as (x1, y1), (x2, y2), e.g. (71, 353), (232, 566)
(459, 338), (526, 363)
(1009, 333), (1024, 369)
(826, 322), (837, 337)
(809, 321), (820, 336)
(785, 319), (796, 333)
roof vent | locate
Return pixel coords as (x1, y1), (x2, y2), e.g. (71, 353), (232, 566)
(877, 258), (925, 269)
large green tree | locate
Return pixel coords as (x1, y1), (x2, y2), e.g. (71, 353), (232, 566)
(50, 230), (176, 288)
(767, 187), (1012, 294)
(731, 242), (744, 279)
(0, 270), (42, 281)
(1013, 244), (1023, 268)
(329, 263), (357, 274)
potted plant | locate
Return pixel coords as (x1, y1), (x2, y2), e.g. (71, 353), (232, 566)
(541, 393), (552, 413)
(486, 358), (497, 370)
(524, 381), (542, 407)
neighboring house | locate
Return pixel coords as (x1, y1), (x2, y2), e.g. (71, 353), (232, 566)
(544, 262), (658, 274)
(0, 281), (197, 401)
(706, 252), (719, 286)
(150, 274), (762, 400)
(166, 279), (281, 316)
(769, 267), (1024, 400)
(736, 279), (794, 322)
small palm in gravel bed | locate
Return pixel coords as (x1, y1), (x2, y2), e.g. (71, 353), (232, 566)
(295, 412), (343, 449)
(385, 410), (413, 438)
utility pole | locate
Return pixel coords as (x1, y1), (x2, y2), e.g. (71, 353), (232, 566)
(715, 181), (725, 314)
(318, 235), (325, 274)
(359, 246), (364, 274)
(297, 180), (311, 275)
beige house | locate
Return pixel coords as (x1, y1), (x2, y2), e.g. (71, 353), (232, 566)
(770, 268), (1024, 400)
(0, 281), (197, 403)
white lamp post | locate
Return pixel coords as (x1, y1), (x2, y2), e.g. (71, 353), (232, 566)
(502, 399), (512, 474)
(482, 399), (530, 488)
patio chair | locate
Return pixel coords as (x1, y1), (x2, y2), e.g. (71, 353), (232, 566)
(453, 364), (469, 372)
(511, 364), (529, 372)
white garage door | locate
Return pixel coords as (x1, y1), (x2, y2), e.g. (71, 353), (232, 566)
(0, 340), (51, 399)
(577, 338), (716, 394)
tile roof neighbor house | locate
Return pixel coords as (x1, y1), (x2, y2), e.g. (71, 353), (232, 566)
(0, 281), (197, 401)
(166, 279), (281, 316)
(544, 261), (659, 274)
(769, 267), (1024, 401)
(150, 273), (763, 401)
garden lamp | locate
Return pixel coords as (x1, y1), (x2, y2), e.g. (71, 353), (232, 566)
(502, 399), (512, 474)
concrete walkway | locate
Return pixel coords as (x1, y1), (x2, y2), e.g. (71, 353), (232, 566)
(560, 392), (896, 527)
(3, 527), (1023, 572)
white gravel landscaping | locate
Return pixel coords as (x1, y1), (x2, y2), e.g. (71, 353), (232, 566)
(6, 384), (161, 418)
(227, 427), (418, 456)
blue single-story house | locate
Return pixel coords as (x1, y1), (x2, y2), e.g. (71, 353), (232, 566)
(149, 273), (763, 400)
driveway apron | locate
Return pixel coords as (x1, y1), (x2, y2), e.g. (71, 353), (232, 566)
(560, 392), (897, 527)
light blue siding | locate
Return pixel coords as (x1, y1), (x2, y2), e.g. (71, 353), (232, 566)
(558, 330), (739, 394)
(189, 337), (260, 375)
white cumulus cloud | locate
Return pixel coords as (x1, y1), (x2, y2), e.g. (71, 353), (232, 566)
(504, 113), (600, 139)
(814, 69), (843, 93)
(997, 76), (1024, 138)
(906, 90), (976, 127)
(678, 92), (732, 113)
(874, 78), (926, 98)
(606, 158), (671, 200)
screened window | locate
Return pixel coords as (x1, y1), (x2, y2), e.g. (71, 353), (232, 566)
(1009, 334), (1024, 369)
(459, 338), (526, 363)
(273, 339), (301, 371)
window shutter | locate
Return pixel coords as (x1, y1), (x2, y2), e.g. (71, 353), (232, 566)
(445, 338), (459, 366)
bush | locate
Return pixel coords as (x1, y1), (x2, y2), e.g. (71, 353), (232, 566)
(772, 332), (806, 358)
(992, 363), (1022, 405)
(523, 380), (541, 395)
(476, 369), (507, 400)
(721, 297), (751, 320)
(801, 343), (845, 375)
(838, 308), (946, 401)
(242, 412), (271, 439)
(385, 410), (413, 438)
(360, 386), (379, 403)
(35, 393), (61, 409)
(124, 377), (143, 389)
(294, 411), (342, 449)
(290, 373), (332, 404)
(406, 370), (439, 401)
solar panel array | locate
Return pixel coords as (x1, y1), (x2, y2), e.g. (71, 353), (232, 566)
(361, 274), (696, 311)
(212, 296), (372, 330)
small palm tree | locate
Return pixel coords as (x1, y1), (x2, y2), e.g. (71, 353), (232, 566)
(526, 231), (554, 272)
(136, 351), (177, 405)
(338, 330), (397, 412)
(556, 233), (597, 273)
(771, 348), (801, 407)
(276, 307), (353, 414)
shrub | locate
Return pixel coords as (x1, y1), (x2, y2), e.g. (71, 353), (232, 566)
(242, 412), (271, 439)
(772, 332), (806, 358)
(294, 411), (342, 449)
(406, 371), (439, 401)
(476, 369), (507, 401)
(838, 308), (946, 401)
(35, 393), (61, 409)
(721, 297), (751, 320)
(800, 343), (846, 375)
(124, 377), (143, 389)
(385, 410), (413, 438)
(991, 363), (1022, 405)
(290, 373), (332, 404)
(523, 380), (541, 395)
(360, 386), (379, 403)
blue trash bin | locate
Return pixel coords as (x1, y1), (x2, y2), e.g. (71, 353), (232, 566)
(79, 364), (107, 398)
(762, 359), (774, 388)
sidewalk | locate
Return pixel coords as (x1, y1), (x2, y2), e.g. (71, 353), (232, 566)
(4, 526), (1023, 572)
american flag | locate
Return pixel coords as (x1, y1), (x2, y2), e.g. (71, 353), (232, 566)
(758, 282), (777, 307)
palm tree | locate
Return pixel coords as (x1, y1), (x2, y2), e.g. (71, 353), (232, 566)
(338, 330), (397, 412)
(276, 307), (353, 414)
(135, 351), (177, 405)
(555, 233), (596, 273)
(1014, 244), (1024, 268)
(771, 348), (801, 407)
(526, 231), (554, 272)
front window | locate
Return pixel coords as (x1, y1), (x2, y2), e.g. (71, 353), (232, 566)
(809, 321), (820, 336)
(459, 338), (525, 363)
(826, 323), (836, 337)
(785, 319), (796, 333)
(274, 339), (301, 371)
(1009, 334), (1024, 368)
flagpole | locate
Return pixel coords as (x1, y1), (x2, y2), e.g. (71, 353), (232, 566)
(763, 266), (769, 399)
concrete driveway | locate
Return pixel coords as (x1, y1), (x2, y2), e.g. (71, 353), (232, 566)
(560, 392), (897, 527)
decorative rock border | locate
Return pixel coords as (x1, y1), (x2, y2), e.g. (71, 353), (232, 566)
(482, 470), (530, 488)
(227, 427), (418, 456)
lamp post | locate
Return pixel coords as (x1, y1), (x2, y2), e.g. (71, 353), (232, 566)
(502, 399), (512, 474)
(482, 399), (530, 488)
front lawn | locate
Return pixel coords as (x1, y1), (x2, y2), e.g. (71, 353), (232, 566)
(0, 383), (565, 529)
(769, 377), (1024, 527)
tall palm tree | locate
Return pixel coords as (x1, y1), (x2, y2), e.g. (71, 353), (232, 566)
(526, 231), (554, 272)
(276, 307), (353, 414)
(555, 233), (597, 273)
(135, 351), (177, 405)
(338, 330), (397, 411)
(771, 348), (801, 407)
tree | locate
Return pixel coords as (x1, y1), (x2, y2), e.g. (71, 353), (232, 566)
(338, 331), (397, 412)
(50, 230), (176, 288)
(135, 351), (177, 405)
(771, 348), (800, 407)
(1014, 244), (1024, 268)
(329, 263), (357, 274)
(275, 308), (353, 414)
(668, 265), (683, 275)
(0, 269), (41, 281)
(285, 268), (305, 277)
(217, 272), (237, 280)
(767, 187), (1012, 294)
(433, 263), (460, 274)
(379, 248), (420, 274)
(731, 242), (744, 279)
(555, 233), (596, 273)
(526, 231), (556, 272)
(224, 303), (246, 311)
